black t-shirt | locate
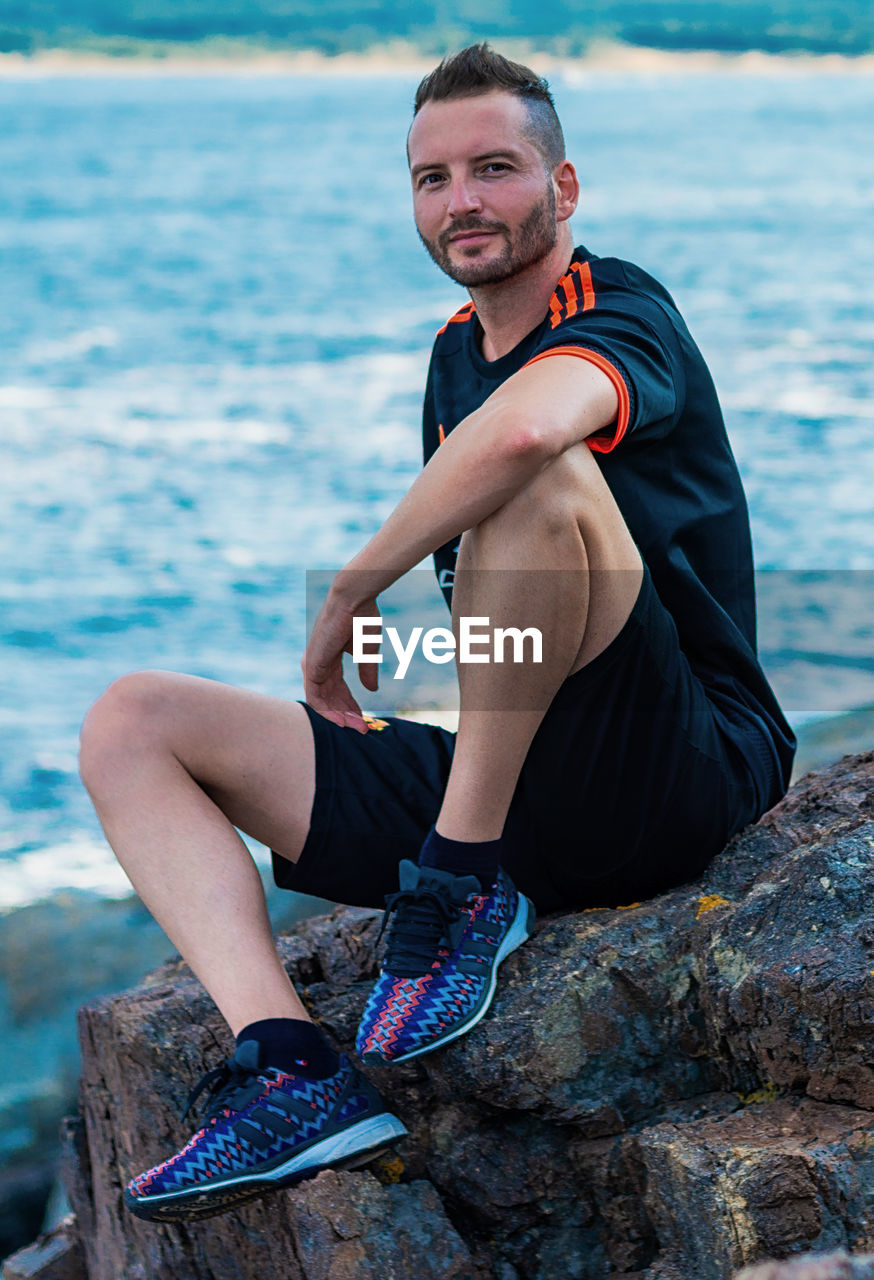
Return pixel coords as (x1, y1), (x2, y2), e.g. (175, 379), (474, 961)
(422, 245), (795, 791)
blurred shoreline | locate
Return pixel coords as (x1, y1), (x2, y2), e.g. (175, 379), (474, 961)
(3, 41), (874, 78)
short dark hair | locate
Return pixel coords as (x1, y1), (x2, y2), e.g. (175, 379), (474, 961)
(413, 43), (565, 171)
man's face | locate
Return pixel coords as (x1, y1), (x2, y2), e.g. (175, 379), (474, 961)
(408, 91), (558, 288)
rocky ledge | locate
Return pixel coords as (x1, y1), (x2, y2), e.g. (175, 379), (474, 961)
(5, 750), (874, 1280)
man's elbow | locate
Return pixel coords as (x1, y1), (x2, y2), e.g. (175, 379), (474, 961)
(498, 416), (564, 468)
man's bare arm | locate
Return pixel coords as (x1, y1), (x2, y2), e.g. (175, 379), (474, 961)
(341, 355), (617, 594)
(303, 354), (619, 728)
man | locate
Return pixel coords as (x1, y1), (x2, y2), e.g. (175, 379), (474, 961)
(79, 45), (794, 1222)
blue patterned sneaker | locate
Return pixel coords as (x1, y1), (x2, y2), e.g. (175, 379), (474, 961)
(356, 861), (535, 1064)
(123, 1041), (407, 1222)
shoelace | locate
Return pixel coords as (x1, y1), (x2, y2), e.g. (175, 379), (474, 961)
(180, 1058), (262, 1125)
(377, 884), (472, 978)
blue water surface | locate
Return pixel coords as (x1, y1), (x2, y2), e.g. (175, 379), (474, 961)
(1, 67), (873, 903)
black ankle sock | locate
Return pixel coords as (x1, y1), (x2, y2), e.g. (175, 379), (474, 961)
(235, 1018), (340, 1080)
(417, 826), (501, 893)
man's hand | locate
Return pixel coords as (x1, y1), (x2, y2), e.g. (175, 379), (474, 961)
(302, 588), (381, 733)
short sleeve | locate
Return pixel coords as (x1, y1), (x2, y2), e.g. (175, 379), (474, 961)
(422, 351), (440, 465)
(525, 258), (685, 452)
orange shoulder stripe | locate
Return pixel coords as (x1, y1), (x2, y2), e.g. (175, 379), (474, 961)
(572, 260), (596, 311)
(549, 260), (596, 329)
(548, 291), (564, 328)
(561, 274), (578, 320)
(522, 345), (630, 453)
(436, 301), (475, 336)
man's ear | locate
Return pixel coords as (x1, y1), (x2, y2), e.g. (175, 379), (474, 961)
(554, 160), (580, 224)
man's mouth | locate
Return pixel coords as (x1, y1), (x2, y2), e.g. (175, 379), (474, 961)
(447, 228), (501, 250)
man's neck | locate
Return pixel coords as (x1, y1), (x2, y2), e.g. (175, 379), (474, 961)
(468, 229), (575, 362)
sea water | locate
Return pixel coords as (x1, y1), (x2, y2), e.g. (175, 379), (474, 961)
(1, 67), (874, 909)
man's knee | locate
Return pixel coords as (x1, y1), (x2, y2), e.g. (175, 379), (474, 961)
(79, 670), (177, 792)
(469, 443), (626, 550)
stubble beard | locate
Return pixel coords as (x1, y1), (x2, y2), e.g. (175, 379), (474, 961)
(418, 184), (558, 288)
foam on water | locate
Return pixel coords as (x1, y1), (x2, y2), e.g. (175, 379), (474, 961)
(25, 326), (119, 362)
(0, 831), (278, 912)
(0, 386), (56, 408)
(0, 837), (134, 911)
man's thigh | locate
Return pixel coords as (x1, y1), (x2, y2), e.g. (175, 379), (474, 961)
(501, 569), (763, 913)
(89, 670), (317, 859)
(271, 705), (455, 909)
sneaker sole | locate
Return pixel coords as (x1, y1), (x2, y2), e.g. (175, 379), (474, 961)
(123, 1112), (408, 1223)
(381, 891), (535, 1064)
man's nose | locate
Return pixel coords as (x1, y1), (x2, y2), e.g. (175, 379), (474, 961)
(446, 177), (482, 218)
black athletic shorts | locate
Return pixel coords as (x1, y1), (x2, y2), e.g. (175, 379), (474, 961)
(273, 569), (779, 915)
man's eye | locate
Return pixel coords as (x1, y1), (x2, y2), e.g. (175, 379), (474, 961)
(483, 163), (509, 174)
(420, 173), (445, 186)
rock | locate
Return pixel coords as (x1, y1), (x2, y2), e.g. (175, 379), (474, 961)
(638, 1099), (874, 1276)
(286, 1171), (477, 1280)
(62, 752), (874, 1279)
(0, 1218), (86, 1280)
(735, 1250), (874, 1278)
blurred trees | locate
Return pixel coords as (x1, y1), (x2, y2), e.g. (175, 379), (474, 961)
(1, 0), (872, 56)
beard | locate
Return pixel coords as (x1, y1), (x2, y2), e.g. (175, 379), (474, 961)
(418, 183), (558, 287)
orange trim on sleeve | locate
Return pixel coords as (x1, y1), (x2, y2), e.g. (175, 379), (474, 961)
(437, 423), (445, 444)
(522, 345), (631, 453)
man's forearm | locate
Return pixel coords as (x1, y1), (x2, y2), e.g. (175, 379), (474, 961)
(330, 353), (619, 611)
(330, 401), (551, 609)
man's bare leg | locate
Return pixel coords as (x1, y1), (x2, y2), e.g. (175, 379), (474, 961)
(437, 441), (642, 841)
(356, 443), (642, 1063)
(89, 678), (412, 1224)
(79, 674), (317, 1034)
